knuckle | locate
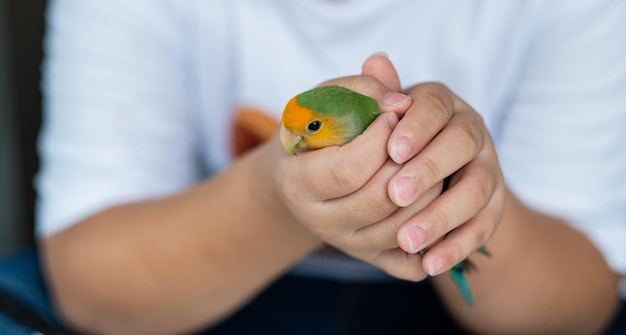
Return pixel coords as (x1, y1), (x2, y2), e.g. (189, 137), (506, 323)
(449, 117), (482, 154)
(330, 159), (362, 191)
(364, 187), (395, 216)
(427, 207), (451, 238)
(420, 156), (444, 183)
(417, 83), (454, 114)
(463, 173), (494, 210)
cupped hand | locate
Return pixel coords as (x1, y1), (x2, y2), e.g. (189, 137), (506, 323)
(387, 82), (505, 277)
(268, 55), (442, 281)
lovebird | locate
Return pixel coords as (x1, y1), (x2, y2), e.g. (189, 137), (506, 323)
(279, 85), (381, 154)
(279, 85), (490, 306)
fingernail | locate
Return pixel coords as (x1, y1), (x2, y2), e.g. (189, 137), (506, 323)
(366, 51), (388, 61)
(390, 136), (412, 164)
(387, 112), (399, 128)
(404, 226), (426, 254)
(428, 257), (445, 276)
(392, 176), (416, 207)
(382, 92), (410, 108)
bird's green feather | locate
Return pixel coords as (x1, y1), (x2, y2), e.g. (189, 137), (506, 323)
(450, 262), (474, 306)
(449, 247), (491, 307)
(297, 85), (381, 138)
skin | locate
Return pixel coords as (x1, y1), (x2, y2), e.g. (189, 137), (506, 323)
(42, 54), (621, 335)
(375, 56), (621, 334)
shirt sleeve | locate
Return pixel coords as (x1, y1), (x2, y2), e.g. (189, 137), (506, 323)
(497, 0), (626, 276)
(36, 0), (202, 237)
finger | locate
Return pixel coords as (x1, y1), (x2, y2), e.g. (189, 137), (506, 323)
(396, 155), (497, 255)
(420, 188), (503, 276)
(388, 109), (486, 207)
(361, 53), (412, 116)
(324, 159), (401, 233)
(370, 248), (428, 282)
(349, 180), (443, 252)
(388, 83), (457, 165)
(287, 111), (399, 201)
(361, 52), (401, 91)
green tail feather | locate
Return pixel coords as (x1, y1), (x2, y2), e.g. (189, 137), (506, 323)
(448, 247), (491, 307)
(449, 262), (474, 306)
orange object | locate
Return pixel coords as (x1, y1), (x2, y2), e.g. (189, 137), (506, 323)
(231, 106), (279, 157)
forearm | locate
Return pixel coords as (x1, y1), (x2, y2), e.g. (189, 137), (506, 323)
(432, 188), (621, 334)
(41, 143), (322, 335)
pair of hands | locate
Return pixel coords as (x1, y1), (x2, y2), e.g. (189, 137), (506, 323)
(271, 54), (505, 281)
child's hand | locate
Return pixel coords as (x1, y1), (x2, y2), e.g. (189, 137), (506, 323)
(269, 70), (442, 281)
(388, 82), (505, 276)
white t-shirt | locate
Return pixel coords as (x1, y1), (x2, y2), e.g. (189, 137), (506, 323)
(37, 0), (626, 295)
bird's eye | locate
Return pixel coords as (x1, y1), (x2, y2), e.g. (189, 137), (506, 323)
(307, 120), (322, 133)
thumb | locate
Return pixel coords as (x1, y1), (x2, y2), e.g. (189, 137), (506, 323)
(362, 52), (401, 91)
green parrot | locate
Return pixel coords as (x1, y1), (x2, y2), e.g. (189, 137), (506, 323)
(279, 85), (381, 154)
(280, 84), (489, 306)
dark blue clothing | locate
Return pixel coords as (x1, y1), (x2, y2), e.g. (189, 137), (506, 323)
(1, 248), (624, 335)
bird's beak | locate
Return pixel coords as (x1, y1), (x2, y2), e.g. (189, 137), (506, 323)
(280, 125), (303, 155)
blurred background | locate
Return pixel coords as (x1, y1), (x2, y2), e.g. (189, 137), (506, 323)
(0, 1), (47, 257)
